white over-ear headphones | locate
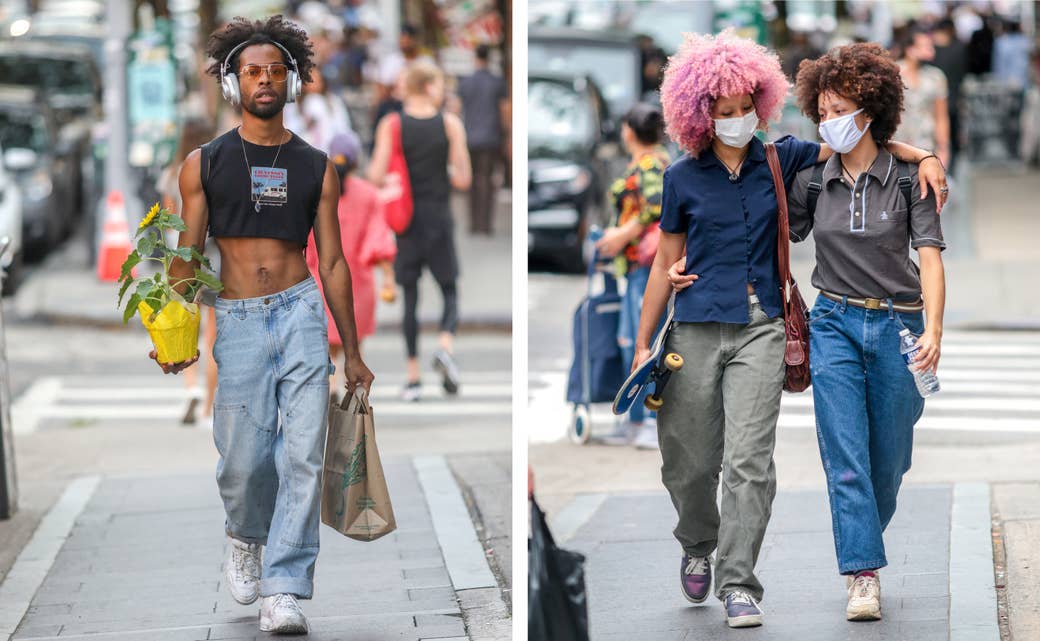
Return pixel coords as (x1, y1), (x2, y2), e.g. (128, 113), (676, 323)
(220, 39), (302, 106)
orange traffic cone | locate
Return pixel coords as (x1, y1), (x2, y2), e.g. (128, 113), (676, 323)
(96, 190), (135, 282)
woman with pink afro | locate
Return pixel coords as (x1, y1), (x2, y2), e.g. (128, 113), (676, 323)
(633, 30), (947, 629)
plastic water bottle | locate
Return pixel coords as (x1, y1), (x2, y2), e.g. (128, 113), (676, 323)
(899, 329), (940, 398)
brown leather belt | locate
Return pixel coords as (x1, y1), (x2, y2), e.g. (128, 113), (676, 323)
(820, 290), (924, 313)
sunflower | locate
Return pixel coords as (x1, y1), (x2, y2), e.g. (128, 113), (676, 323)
(138, 202), (161, 230)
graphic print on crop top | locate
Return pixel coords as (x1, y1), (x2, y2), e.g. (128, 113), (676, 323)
(250, 166), (288, 208)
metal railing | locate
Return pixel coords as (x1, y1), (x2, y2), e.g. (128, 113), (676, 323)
(0, 235), (17, 519)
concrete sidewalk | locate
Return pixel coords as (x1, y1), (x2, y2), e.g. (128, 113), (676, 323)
(547, 485), (996, 641)
(1, 459), (499, 641)
(10, 191), (511, 331)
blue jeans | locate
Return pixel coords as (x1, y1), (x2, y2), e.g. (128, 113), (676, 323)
(809, 295), (926, 575)
(618, 266), (662, 423)
(212, 277), (332, 599)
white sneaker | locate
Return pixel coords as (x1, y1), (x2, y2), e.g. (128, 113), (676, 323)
(225, 536), (261, 605)
(259, 593), (309, 634)
(402, 381), (422, 402)
(632, 421), (660, 450)
(598, 419), (640, 446)
(846, 572), (882, 621)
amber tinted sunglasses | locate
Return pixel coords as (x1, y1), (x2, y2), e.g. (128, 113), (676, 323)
(238, 63), (289, 82)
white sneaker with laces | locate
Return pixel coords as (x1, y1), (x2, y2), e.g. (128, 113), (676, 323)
(259, 593), (309, 634)
(632, 421), (660, 450)
(846, 572), (882, 621)
(225, 536), (261, 605)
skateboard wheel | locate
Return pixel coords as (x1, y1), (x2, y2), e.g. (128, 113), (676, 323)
(569, 405), (592, 445)
(644, 395), (664, 411)
(665, 353), (683, 371)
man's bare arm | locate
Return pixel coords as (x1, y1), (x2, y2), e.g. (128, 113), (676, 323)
(170, 149), (209, 296)
(314, 159), (374, 393)
(151, 149), (207, 373)
(445, 112), (472, 191)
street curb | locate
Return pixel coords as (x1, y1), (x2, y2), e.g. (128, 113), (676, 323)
(950, 482), (1000, 641)
(0, 475), (100, 641)
(414, 455), (499, 592)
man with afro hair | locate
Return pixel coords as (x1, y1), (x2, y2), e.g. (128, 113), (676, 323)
(154, 15), (374, 634)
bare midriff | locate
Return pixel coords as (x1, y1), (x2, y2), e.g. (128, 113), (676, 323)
(214, 237), (311, 299)
(746, 283), (756, 295)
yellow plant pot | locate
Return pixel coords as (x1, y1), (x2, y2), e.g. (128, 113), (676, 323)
(138, 299), (200, 364)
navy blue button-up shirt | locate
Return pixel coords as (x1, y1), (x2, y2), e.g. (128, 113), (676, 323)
(659, 135), (820, 324)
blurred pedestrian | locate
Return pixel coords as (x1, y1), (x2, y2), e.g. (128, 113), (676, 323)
(993, 19), (1033, 157)
(156, 117), (219, 429)
(372, 24), (434, 136)
(283, 66), (353, 155)
(305, 131), (396, 400)
(642, 30), (946, 630)
(594, 103), (669, 450)
(967, 13), (996, 75)
(458, 44), (508, 235)
(368, 62), (471, 402)
(636, 34), (668, 95)
(931, 18), (967, 172)
(156, 15), (374, 635)
(893, 24), (952, 169)
(788, 42), (947, 623)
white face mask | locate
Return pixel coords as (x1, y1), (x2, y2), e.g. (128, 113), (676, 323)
(713, 110), (759, 148)
(818, 108), (871, 153)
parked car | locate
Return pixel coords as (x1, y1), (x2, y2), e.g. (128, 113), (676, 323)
(0, 85), (78, 259)
(529, 28), (643, 122)
(528, 73), (615, 272)
(0, 39), (101, 225)
(0, 142), (24, 296)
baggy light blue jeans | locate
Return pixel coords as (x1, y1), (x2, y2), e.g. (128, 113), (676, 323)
(212, 277), (332, 599)
(808, 294), (926, 575)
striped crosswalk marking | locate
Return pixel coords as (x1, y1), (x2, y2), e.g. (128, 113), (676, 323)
(528, 330), (1040, 443)
(11, 373), (512, 434)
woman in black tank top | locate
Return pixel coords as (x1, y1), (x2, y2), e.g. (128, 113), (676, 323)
(366, 62), (472, 401)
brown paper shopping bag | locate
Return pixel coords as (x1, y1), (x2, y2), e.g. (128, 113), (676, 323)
(321, 389), (397, 541)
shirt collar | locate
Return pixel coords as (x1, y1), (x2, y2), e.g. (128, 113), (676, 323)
(695, 136), (767, 169)
(822, 147), (896, 186)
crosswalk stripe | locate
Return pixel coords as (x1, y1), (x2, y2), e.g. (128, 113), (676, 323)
(56, 383), (514, 402)
(527, 331), (1040, 442)
(12, 373), (512, 433)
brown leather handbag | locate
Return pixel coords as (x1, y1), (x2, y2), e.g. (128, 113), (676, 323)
(764, 143), (811, 393)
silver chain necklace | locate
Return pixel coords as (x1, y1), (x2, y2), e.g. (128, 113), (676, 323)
(239, 126), (287, 213)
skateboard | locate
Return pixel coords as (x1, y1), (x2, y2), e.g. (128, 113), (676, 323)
(612, 298), (683, 415)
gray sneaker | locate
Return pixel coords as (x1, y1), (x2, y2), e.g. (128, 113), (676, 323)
(259, 593), (308, 634)
(432, 350), (460, 395)
(724, 590), (763, 628)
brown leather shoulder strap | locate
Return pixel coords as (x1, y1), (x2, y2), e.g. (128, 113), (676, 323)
(764, 142), (793, 308)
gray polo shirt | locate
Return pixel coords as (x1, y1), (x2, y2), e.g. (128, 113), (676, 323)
(788, 149), (945, 300)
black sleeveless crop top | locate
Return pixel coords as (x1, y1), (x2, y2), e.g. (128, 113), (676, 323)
(200, 128), (327, 247)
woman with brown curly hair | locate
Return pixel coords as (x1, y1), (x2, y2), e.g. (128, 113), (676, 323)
(789, 42), (947, 622)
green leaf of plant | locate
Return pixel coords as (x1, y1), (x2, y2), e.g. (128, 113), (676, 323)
(194, 269), (224, 292)
(137, 234), (156, 257)
(168, 246), (193, 262)
(119, 252), (141, 281)
(189, 247), (212, 270)
(123, 293), (142, 324)
(163, 214), (187, 232)
(117, 276), (137, 307)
